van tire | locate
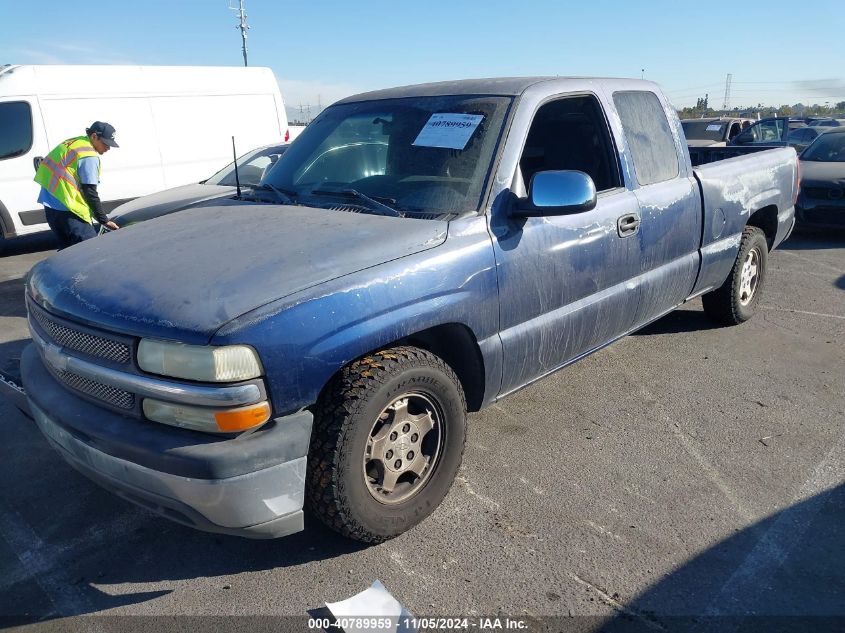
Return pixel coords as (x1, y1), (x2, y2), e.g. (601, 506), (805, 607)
(702, 226), (768, 325)
(305, 346), (467, 543)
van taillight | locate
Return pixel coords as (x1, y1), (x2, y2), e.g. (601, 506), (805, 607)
(284, 129), (290, 142)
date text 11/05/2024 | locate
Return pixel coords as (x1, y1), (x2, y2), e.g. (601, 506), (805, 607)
(308, 617), (529, 630)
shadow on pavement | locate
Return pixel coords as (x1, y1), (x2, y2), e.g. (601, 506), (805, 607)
(0, 232), (57, 257)
(600, 483), (845, 632)
(782, 229), (845, 251)
(0, 277), (30, 320)
(631, 306), (723, 336)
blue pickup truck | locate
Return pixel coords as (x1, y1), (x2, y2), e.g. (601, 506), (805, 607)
(21, 77), (798, 543)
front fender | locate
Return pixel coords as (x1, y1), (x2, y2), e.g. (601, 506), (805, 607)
(212, 216), (501, 414)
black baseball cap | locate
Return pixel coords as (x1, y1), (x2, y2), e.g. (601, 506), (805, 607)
(87, 121), (119, 148)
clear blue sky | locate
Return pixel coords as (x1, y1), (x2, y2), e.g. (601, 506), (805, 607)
(2, 0), (844, 117)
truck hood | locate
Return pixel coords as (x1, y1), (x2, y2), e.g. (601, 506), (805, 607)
(110, 183), (235, 225)
(28, 200), (448, 343)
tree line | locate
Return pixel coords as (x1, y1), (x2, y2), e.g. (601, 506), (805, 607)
(679, 97), (845, 120)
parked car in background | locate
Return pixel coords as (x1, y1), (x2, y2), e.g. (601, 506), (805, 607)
(0, 64), (289, 243)
(807, 118), (844, 127)
(111, 143), (288, 226)
(785, 126), (834, 153)
(795, 127), (845, 229)
(730, 117), (806, 147)
(681, 117), (751, 146)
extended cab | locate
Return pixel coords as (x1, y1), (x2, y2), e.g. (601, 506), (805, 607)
(22, 78), (798, 543)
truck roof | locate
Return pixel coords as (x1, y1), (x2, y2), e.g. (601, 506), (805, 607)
(337, 76), (639, 104)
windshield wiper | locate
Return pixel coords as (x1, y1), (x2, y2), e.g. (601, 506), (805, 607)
(310, 187), (403, 217)
(252, 183), (297, 205)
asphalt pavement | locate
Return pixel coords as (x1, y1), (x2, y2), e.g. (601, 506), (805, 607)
(0, 229), (843, 632)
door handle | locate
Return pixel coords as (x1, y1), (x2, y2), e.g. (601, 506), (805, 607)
(617, 213), (640, 237)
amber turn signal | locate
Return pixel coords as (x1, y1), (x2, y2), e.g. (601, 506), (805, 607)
(215, 402), (272, 432)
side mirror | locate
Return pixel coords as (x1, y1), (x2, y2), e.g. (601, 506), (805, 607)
(512, 170), (597, 217)
(732, 132), (750, 145)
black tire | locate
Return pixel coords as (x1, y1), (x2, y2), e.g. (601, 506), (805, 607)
(702, 226), (768, 325)
(305, 346), (467, 543)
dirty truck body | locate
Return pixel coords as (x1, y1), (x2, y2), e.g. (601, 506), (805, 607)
(22, 77), (797, 543)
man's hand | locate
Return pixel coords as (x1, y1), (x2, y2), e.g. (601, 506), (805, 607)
(105, 220), (120, 231)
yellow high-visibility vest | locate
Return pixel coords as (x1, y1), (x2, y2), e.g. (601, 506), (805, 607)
(34, 136), (101, 224)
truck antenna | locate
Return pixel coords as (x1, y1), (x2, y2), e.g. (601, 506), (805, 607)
(232, 136), (242, 199)
(229, 0), (250, 66)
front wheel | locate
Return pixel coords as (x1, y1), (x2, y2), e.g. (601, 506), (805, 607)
(702, 226), (768, 325)
(306, 346), (467, 543)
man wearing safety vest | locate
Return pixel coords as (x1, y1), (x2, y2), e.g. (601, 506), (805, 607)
(34, 121), (121, 249)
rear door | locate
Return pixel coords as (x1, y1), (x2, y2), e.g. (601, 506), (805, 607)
(609, 90), (702, 328)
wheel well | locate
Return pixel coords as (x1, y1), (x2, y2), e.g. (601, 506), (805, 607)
(0, 199), (12, 239)
(399, 324), (486, 412)
(317, 323), (487, 413)
(747, 205), (778, 249)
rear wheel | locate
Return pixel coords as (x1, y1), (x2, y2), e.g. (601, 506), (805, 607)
(702, 226), (768, 325)
(305, 346), (467, 543)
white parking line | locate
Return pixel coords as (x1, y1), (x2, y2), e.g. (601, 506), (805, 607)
(699, 424), (845, 628)
(0, 499), (97, 624)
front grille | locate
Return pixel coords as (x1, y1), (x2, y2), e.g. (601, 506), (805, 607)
(55, 369), (135, 410)
(29, 305), (131, 364)
(803, 186), (844, 201)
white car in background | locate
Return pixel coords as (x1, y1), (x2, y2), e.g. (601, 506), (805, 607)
(111, 143), (288, 226)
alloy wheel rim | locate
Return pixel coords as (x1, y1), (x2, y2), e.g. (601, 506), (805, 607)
(363, 392), (443, 505)
(739, 248), (760, 306)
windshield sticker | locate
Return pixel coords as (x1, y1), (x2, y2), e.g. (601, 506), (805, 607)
(413, 113), (484, 150)
(706, 124), (723, 131)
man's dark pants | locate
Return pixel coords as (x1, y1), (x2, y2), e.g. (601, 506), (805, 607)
(44, 207), (97, 250)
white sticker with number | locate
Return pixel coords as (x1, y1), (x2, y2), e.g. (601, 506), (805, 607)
(413, 113), (484, 150)
(706, 124), (723, 131)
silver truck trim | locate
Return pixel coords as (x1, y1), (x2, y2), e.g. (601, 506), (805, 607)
(30, 326), (262, 407)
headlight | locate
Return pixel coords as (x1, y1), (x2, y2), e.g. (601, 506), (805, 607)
(137, 339), (263, 382)
(143, 399), (271, 433)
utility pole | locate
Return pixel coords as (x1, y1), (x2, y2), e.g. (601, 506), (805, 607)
(722, 73), (732, 111)
(230, 0), (250, 67)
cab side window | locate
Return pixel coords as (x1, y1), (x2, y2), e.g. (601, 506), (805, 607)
(612, 91), (679, 186)
(519, 94), (621, 194)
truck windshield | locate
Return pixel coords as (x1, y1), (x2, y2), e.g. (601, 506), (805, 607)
(681, 120), (727, 142)
(261, 95), (512, 217)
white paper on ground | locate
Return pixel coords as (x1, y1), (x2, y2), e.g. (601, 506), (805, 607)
(325, 580), (417, 633)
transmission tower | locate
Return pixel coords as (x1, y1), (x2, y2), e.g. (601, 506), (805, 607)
(722, 73), (732, 111)
(229, 0), (250, 67)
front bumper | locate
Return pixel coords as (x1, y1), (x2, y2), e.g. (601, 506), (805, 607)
(795, 201), (845, 229)
(22, 344), (313, 539)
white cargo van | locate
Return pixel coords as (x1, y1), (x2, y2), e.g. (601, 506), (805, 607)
(0, 64), (289, 240)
